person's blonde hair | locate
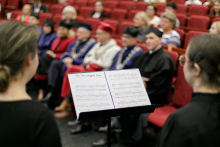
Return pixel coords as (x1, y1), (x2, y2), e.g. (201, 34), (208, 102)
(62, 6), (77, 20)
(0, 21), (39, 92)
(213, 21), (220, 34)
(22, 4), (32, 13)
(135, 11), (150, 27)
(161, 12), (177, 29)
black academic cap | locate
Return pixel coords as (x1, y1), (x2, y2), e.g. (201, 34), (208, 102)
(123, 26), (139, 37)
(58, 20), (72, 29)
(43, 19), (55, 27)
(146, 26), (163, 38)
(78, 23), (92, 31)
(30, 13), (39, 19)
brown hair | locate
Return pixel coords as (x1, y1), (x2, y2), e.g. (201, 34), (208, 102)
(0, 21), (39, 92)
(95, 0), (104, 6)
(146, 4), (157, 15)
(188, 34), (220, 88)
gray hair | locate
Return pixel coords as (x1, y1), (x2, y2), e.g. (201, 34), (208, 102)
(161, 12), (177, 29)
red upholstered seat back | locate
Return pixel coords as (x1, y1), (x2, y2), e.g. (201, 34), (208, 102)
(176, 4), (188, 13)
(119, 1), (134, 9)
(172, 64), (193, 107)
(188, 5), (208, 15)
(7, 0), (20, 8)
(175, 28), (185, 47)
(154, 3), (166, 12)
(111, 9), (127, 20)
(50, 5), (64, 14)
(137, 43), (148, 52)
(183, 31), (207, 49)
(75, 0), (88, 7)
(128, 10), (142, 20)
(117, 21), (134, 35)
(176, 13), (187, 27)
(171, 0), (186, 4)
(39, 13), (53, 23)
(52, 14), (62, 25)
(103, 19), (119, 34)
(187, 15), (210, 30)
(84, 17), (100, 31)
(105, 1), (119, 9)
(136, 2), (148, 11)
(79, 7), (94, 17)
(211, 17), (220, 24)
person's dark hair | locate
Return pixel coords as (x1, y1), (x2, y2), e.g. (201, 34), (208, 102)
(146, 4), (157, 15)
(166, 2), (178, 10)
(188, 34), (220, 88)
(43, 19), (55, 33)
(0, 21), (39, 92)
(95, 0), (104, 6)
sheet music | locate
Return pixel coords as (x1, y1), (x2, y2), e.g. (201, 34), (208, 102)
(68, 72), (114, 119)
(105, 69), (151, 108)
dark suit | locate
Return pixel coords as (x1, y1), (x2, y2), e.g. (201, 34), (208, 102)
(91, 11), (107, 18)
(32, 4), (49, 13)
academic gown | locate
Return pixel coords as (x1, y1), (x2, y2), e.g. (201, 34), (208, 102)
(118, 48), (176, 142)
(133, 48), (176, 105)
(38, 32), (57, 57)
(157, 93), (220, 147)
(60, 38), (96, 77)
(37, 37), (75, 75)
(107, 45), (144, 70)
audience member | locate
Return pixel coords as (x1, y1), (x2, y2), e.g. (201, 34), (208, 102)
(32, 0), (49, 13)
(133, 12), (150, 43)
(204, 0), (216, 5)
(164, 2), (180, 28)
(160, 12), (180, 50)
(157, 34), (220, 147)
(209, 21), (220, 34)
(146, 4), (160, 27)
(0, 20), (62, 147)
(40, 23), (96, 103)
(143, 0), (166, 3)
(16, 4), (32, 23)
(62, 6), (78, 28)
(28, 13), (43, 34)
(185, 0), (202, 5)
(116, 26), (176, 146)
(92, 27), (145, 146)
(38, 19), (57, 57)
(58, 0), (69, 6)
(91, 0), (107, 18)
(210, 0), (220, 16)
(54, 22), (120, 119)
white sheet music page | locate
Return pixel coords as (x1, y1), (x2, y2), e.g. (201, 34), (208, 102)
(105, 69), (151, 109)
(68, 72), (115, 119)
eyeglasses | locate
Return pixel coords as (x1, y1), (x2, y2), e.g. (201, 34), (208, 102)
(179, 54), (191, 66)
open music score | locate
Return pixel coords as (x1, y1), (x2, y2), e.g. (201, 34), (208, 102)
(68, 69), (151, 119)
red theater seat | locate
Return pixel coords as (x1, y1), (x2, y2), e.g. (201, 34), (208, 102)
(175, 28), (185, 47)
(183, 30), (207, 49)
(6, 0), (20, 9)
(103, 8), (111, 17)
(88, 0), (96, 6)
(84, 17), (100, 31)
(67, 0), (75, 5)
(136, 2), (148, 11)
(211, 17), (220, 24)
(76, 16), (84, 22)
(128, 10), (142, 20)
(0, 0), (6, 8)
(176, 13), (187, 27)
(176, 4), (188, 13)
(154, 3), (166, 12)
(11, 11), (22, 20)
(137, 43), (148, 52)
(53, 14), (62, 25)
(79, 7), (94, 17)
(148, 64), (193, 127)
(39, 13), (53, 23)
(114, 38), (123, 47)
(117, 21), (134, 35)
(188, 5), (208, 15)
(105, 1), (119, 9)
(50, 5), (64, 14)
(111, 9), (127, 20)
(187, 15), (210, 30)
(171, 0), (186, 4)
(119, 1), (133, 9)
(75, 0), (88, 7)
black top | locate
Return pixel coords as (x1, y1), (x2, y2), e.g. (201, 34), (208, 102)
(91, 11), (107, 18)
(0, 100), (62, 147)
(157, 93), (220, 147)
(133, 48), (176, 105)
(32, 4), (50, 13)
(64, 19), (78, 28)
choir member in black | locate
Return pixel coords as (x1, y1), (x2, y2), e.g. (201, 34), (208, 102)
(32, 0), (49, 13)
(0, 21), (61, 147)
(91, 0), (107, 18)
(117, 26), (176, 145)
(38, 19), (57, 57)
(28, 13), (43, 34)
(40, 23), (96, 104)
(157, 34), (220, 147)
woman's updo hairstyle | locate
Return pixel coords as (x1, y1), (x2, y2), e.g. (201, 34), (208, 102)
(187, 34), (220, 88)
(0, 21), (39, 92)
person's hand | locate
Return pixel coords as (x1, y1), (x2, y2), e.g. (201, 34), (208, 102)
(46, 50), (56, 58)
(142, 77), (150, 88)
(72, 53), (76, 59)
(63, 57), (73, 66)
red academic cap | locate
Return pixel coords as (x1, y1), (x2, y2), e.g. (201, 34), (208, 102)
(97, 22), (115, 35)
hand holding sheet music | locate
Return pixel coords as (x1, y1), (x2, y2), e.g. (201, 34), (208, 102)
(68, 69), (151, 119)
